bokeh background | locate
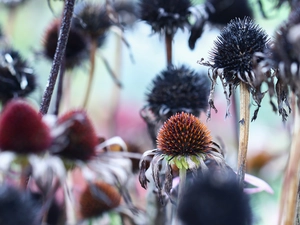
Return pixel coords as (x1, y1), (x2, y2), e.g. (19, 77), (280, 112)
(0, 0), (293, 224)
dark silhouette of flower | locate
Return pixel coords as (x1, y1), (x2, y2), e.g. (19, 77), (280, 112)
(42, 19), (89, 70)
(0, 99), (51, 154)
(49, 110), (98, 161)
(178, 171), (253, 225)
(199, 17), (270, 121)
(0, 185), (41, 225)
(0, 49), (36, 104)
(79, 181), (121, 219)
(139, 112), (225, 197)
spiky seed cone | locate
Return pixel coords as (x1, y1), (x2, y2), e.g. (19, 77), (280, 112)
(0, 100), (51, 154)
(210, 17), (269, 87)
(146, 65), (210, 119)
(157, 112), (212, 157)
(0, 49), (36, 104)
(72, 2), (111, 42)
(79, 181), (121, 219)
(43, 19), (88, 69)
(178, 173), (253, 225)
(52, 110), (98, 161)
(139, 0), (191, 35)
(205, 0), (253, 26)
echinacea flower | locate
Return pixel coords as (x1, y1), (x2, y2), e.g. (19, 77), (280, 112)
(0, 49), (36, 104)
(140, 65), (210, 145)
(0, 99), (51, 154)
(177, 171), (253, 225)
(139, 112), (225, 198)
(199, 17), (270, 121)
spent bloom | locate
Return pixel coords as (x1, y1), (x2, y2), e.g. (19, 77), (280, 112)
(199, 17), (270, 121)
(139, 112), (225, 198)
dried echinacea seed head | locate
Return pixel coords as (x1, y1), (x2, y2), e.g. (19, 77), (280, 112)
(79, 181), (121, 219)
(0, 49), (36, 104)
(50, 110), (98, 161)
(139, 0), (192, 35)
(43, 19), (88, 70)
(0, 99), (51, 154)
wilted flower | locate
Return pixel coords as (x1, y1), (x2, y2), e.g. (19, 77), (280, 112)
(0, 49), (36, 104)
(141, 65), (210, 145)
(177, 171), (253, 225)
(42, 19), (89, 70)
(139, 112), (225, 199)
(0, 99), (51, 154)
(199, 17), (270, 121)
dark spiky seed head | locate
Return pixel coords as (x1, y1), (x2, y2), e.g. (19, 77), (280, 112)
(205, 0), (253, 26)
(79, 181), (121, 219)
(0, 185), (41, 225)
(146, 65), (210, 119)
(73, 2), (111, 44)
(0, 99), (51, 154)
(157, 112), (212, 157)
(52, 110), (98, 161)
(0, 49), (36, 103)
(178, 173), (252, 225)
(139, 0), (191, 35)
(210, 17), (269, 86)
(43, 19), (88, 70)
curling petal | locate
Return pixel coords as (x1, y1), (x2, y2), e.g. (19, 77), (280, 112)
(244, 173), (274, 194)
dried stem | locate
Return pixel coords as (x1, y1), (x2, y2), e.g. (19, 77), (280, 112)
(165, 33), (172, 66)
(278, 105), (300, 225)
(54, 59), (66, 115)
(40, 0), (75, 115)
(237, 82), (250, 188)
(82, 39), (97, 108)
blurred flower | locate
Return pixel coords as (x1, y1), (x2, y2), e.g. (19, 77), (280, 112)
(139, 112), (225, 198)
(177, 171), (253, 225)
(139, 0), (191, 35)
(141, 65), (210, 145)
(199, 17), (270, 121)
(0, 49), (36, 104)
(0, 185), (41, 225)
(0, 99), (51, 154)
(42, 19), (89, 70)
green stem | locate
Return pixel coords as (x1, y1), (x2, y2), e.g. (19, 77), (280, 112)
(178, 168), (187, 205)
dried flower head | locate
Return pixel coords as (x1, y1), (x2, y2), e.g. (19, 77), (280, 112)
(0, 100), (51, 154)
(199, 17), (270, 120)
(73, 2), (112, 43)
(139, 112), (225, 199)
(50, 110), (98, 161)
(0, 185), (41, 225)
(79, 181), (121, 219)
(0, 49), (36, 104)
(205, 0), (253, 26)
(43, 19), (88, 70)
(139, 0), (191, 35)
(178, 172), (253, 225)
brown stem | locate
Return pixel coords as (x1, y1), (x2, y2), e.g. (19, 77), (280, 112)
(82, 39), (97, 108)
(165, 33), (172, 66)
(278, 105), (300, 225)
(54, 59), (66, 115)
(39, 0), (75, 115)
(237, 82), (250, 188)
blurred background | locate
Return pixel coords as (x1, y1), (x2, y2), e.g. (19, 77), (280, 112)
(0, 0), (293, 224)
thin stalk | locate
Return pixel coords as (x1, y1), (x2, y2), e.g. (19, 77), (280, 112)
(165, 33), (172, 66)
(82, 39), (97, 108)
(278, 105), (300, 225)
(54, 59), (66, 115)
(40, 0), (75, 115)
(172, 168), (186, 225)
(237, 83), (250, 188)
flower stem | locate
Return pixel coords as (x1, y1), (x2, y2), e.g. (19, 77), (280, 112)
(54, 59), (66, 115)
(178, 167), (187, 204)
(165, 32), (172, 66)
(278, 104), (300, 225)
(82, 38), (97, 108)
(39, 0), (75, 115)
(237, 82), (250, 188)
